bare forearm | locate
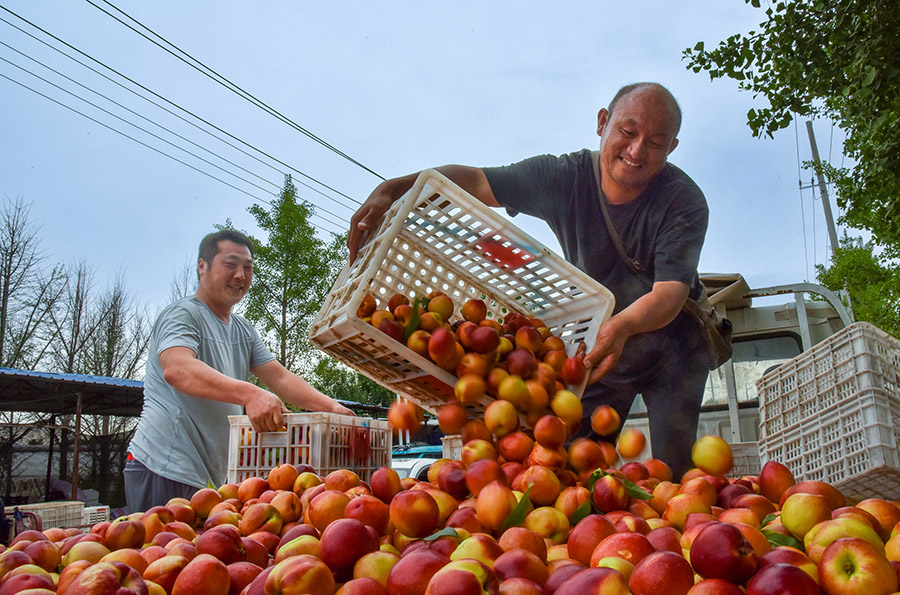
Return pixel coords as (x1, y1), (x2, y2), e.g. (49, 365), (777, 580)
(611, 281), (688, 336)
(163, 354), (263, 408)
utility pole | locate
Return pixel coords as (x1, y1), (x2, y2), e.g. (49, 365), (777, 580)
(806, 121), (840, 255)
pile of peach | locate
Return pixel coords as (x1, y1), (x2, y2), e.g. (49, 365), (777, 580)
(3, 435), (900, 594)
(360, 293), (589, 427)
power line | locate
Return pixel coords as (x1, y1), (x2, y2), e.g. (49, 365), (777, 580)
(0, 5), (363, 212)
(88, 0), (386, 182)
(0, 70), (346, 235)
(0, 45), (351, 226)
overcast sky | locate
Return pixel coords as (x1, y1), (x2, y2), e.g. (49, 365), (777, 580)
(1, 1), (847, 315)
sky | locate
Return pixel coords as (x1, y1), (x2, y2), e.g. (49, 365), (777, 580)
(0, 0), (848, 314)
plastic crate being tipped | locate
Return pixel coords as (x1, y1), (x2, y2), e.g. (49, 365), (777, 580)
(227, 413), (391, 484)
(309, 169), (615, 414)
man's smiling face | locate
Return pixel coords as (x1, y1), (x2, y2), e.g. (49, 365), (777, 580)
(198, 239), (253, 311)
(597, 86), (680, 202)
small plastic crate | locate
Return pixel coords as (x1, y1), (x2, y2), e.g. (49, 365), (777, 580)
(83, 506), (110, 526)
(309, 169), (615, 414)
(758, 388), (900, 500)
(227, 413), (391, 484)
(16, 501), (84, 529)
(441, 434), (462, 461)
(730, 441), (761, 477)
(757, 322), (900, 440)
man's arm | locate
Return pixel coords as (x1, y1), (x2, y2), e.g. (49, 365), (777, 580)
(160, 346), (289, 432)
(348, 165), (499, 262)
(582, 280), (689, 384)
(252, 360), (355, 416)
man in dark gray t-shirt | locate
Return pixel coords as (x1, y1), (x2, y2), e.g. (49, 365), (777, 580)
(126, 230), (354, 512)
(348, 83), (709, 478)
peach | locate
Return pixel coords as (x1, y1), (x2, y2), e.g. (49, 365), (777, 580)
(616, 427), (647, 459)
(386, 548), (451, 595)
(818, 537), (898, 594)
(388, 400), (424, 432)
(292, 471), (322, 497)
(533, 415), (567, 450)
(591, 474), (628, 513)
(484, 399), (519, 438)
(307, 489), (351, 532)
(345, 495), (391, 536)
(499, 432), (534, 464)
(357, 293), (377, 318)
(195, 524), (245, 565)
(265, 554), (335, 595)
(493, 548), (548, 586)
(237, 476), (270, 503)
(552, 566), (630, 594)
(437, 402), (468, 436)
(407, 329), (431, 358)
(567, 438), (605, 474)
(523, 506), (570, 545)
(228, 561), (264, 595)
(142, 554), (189, 592)
(513, 465), (561, 507)
(354, 550), (400, 585)
(804, 516), (884, 564)
(274, 534), (320, 563)
(549, 389), (582, 426)
(461, 438), (498, 467)
(691, 435), (733, 477)
(498, 527), (548, 561)
(567, 514), (617, 566)
(475, 481), (519, 532)
(267, 463), (300, 491)
(239, 502), (283, 536)
(781, 492), (833, 540)
(630, 550), (694, 595)
(498, 374), (531, 411)
(319, 518), (380, 582)
(554, 486), (591, 520)
(390, 489), (440, 538)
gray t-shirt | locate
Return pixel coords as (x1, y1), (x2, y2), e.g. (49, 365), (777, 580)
(129, 296), (275, 488)
(483, 150), (709, 387)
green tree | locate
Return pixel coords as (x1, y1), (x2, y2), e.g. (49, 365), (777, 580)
(240, 175), (346, 375)
(815, 235), (900, 335)
(311, 358), (395, 410)
(684, 0), (900, 254)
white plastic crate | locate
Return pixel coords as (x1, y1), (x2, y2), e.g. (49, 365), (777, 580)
(730, 441), (761, 477)
(83, 505), (110, 526)
(441, 434), (462, 461)
(757, 322), (900, 440)
(309, 169), (615, 414)
(758, 388), (900, 500)
(16, 501), (84, 529)
(227, 413), (391, 484)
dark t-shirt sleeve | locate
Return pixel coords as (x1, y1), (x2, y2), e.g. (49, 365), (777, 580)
(483, 153), (579, 221)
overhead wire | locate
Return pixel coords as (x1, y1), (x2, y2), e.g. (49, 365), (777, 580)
(0, 5), (363, 212)
(0, 45), (351, 226)
(0, 70), (345, 235)
(88, 0), (386, 181)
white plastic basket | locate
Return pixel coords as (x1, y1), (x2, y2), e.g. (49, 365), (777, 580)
(16, 501), (84, 529)
(757, 322), (900, 440)
(441, 434), (462, 461)
(758, 388), (900, 501)
(309, 169), (615, 414)
(227, 413), (391, 484)
(83, 505), (110, 526)
(730, 441), (761, 477)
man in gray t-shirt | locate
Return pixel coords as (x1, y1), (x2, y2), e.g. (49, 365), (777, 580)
(125, 230), (353, 512)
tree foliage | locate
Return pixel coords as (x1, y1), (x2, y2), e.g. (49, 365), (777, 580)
(237, 176), (346, 374)
(311, 358), (394, 410)
(816, 235), (900, 336)
(684, 0), (900, 253)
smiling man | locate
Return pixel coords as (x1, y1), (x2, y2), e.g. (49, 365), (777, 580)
(125, 230), (353, 512)
(348, 83), (710, 477)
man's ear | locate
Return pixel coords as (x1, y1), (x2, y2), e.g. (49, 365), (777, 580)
(197, 258), (206, 276)
(597, 108), (610, 137)
(668, 137), (679, 155)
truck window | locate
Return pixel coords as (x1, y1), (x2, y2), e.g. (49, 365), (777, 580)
(702, 334), (803, 406)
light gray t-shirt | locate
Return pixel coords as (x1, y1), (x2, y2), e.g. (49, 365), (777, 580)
(129, 296), (275, 488)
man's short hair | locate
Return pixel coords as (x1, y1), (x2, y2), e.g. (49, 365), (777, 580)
(608, 82), (682, 136)
(198, 229), (254, 264)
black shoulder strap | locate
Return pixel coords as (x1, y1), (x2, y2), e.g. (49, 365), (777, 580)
(591, 151), (646, 277)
